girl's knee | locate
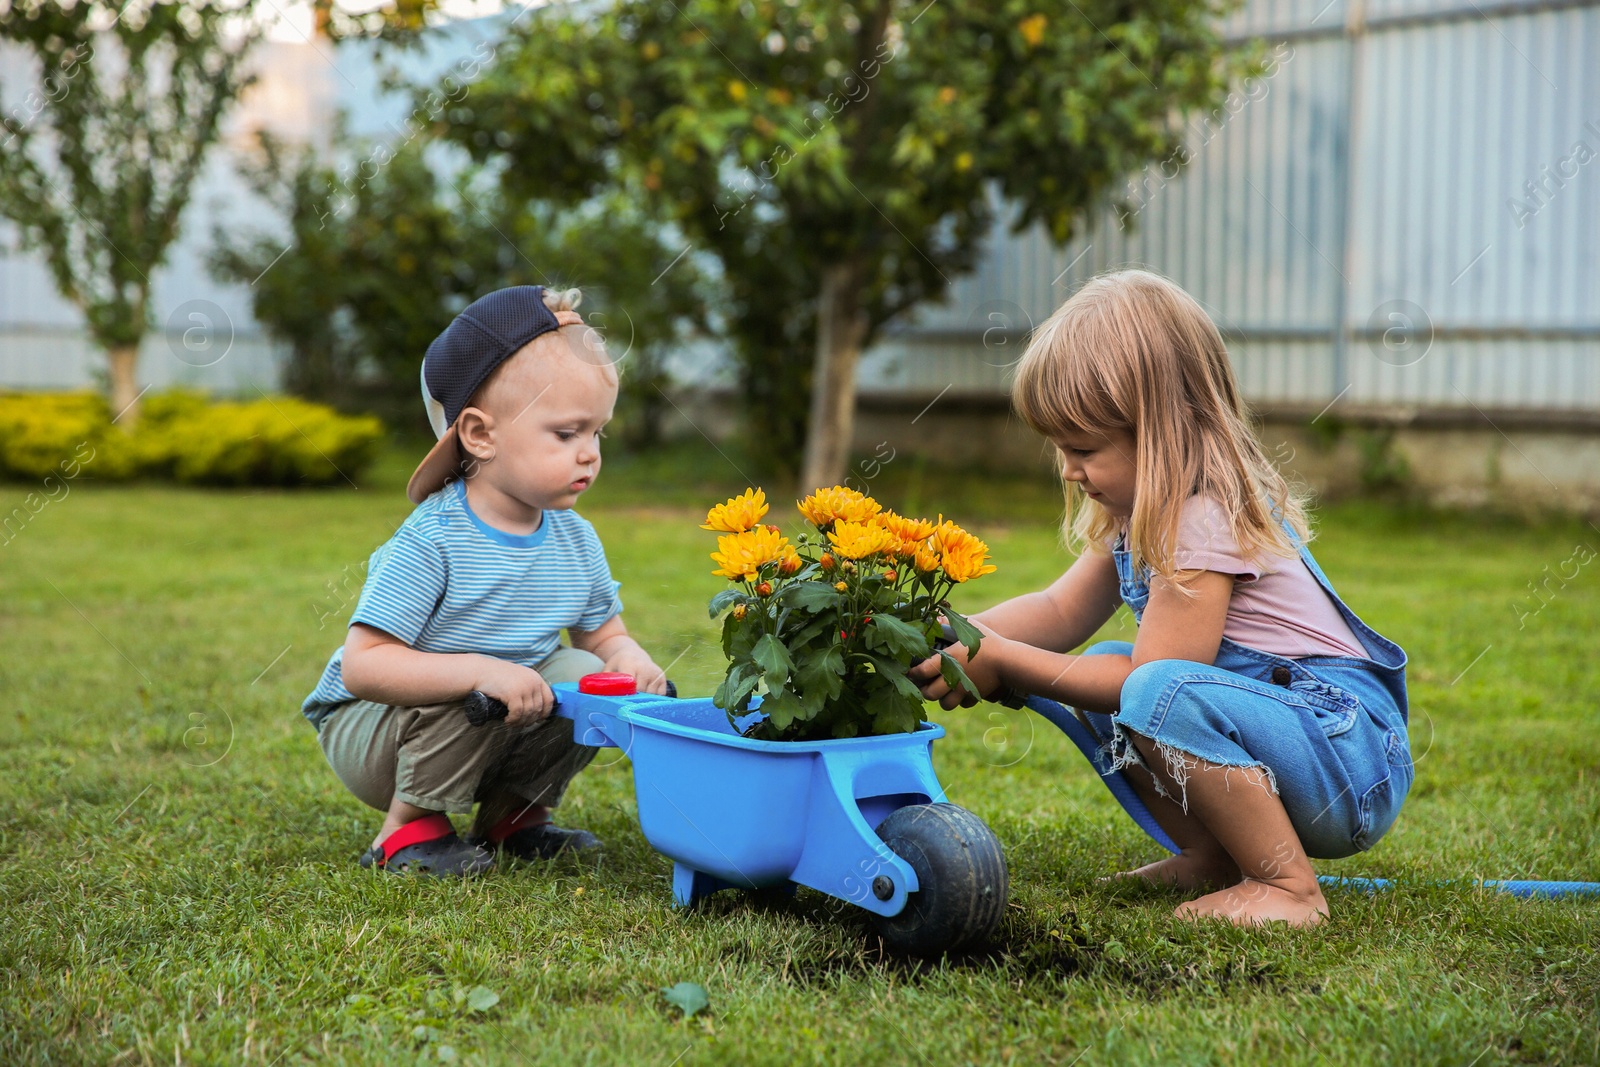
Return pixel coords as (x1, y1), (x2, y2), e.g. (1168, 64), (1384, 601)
(1119, 658), (1199, 714)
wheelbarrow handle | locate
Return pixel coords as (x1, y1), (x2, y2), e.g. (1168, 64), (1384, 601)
(464, 680), (676, 727)
(462, 690), (517, 727)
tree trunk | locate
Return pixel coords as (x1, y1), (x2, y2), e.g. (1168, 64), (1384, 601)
(799, 261), (868, 492)
(107, 343), (143, 428)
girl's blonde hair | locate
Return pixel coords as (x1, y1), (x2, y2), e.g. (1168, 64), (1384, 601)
(1013, 268), (1310, 584)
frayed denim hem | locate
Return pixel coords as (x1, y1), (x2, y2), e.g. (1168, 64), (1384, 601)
(1103, 720), (1279, 814)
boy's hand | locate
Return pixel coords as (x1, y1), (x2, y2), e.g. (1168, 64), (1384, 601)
(571, 616), (670, 695)
(471, 657), (556, 725)
(604, 643), (669, 696)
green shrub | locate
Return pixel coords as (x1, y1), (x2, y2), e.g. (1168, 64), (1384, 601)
(0, 392), (143, 481)
(0, 390), (383, 487)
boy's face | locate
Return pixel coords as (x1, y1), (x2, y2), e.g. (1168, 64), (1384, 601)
(463, 332), (618, 513)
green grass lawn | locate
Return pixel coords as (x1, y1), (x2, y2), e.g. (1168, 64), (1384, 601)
(2, 441), (1598, 1065)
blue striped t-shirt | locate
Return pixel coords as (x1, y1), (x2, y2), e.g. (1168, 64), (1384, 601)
(301, 478), (622, 722)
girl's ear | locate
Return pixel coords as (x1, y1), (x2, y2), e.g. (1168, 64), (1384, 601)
(456, 407), (496, 463)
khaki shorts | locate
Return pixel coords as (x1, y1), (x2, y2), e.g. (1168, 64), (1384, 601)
(316, 647), (604, 823)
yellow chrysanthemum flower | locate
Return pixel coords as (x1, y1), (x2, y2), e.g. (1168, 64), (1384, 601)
(827, 519), (896, 560)
(874, 511), (936, 543)
(711, 526), (792, 580)
(701, 487), (769, 533)
(912, 545), (942, 573)
(933, 520), (998, 583)
(872, 510), (937, 559)
(797, 485), (882, 529)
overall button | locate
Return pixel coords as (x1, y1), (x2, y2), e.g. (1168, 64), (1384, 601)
(1271, 665), (1292, 686)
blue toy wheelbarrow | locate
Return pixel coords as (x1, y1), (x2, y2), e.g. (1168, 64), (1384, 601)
(466, 674), (1009, 956)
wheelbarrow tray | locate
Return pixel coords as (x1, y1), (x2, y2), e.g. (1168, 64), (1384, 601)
(559, 688), (945, 917)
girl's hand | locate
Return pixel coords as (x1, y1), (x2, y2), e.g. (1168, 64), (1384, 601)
(908, 616), (1007, 710)
(472, 656), (556, 726)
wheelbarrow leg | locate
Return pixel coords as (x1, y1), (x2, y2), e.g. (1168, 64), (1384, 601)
(672, 863), (743, 908)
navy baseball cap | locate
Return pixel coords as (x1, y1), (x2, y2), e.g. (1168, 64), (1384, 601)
(407, 285), (584, 503)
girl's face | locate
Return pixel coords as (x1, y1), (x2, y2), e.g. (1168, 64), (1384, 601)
(1052, 428), (1138, 517)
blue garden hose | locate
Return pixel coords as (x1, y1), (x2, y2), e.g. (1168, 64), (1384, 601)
(1315, 876), (1600, 899)
(1025, 695), (1600, 901)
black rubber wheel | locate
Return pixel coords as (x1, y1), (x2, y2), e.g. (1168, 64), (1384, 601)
(870, 803), (1008, 956)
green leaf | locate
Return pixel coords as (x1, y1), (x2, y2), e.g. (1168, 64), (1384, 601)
(945, 608), (984, 658)
(861, 653), (926, 705)
(864, 613), (934, 661)
(794, 644), (845, 704)
(787, 613), (836, 648)
(708, 588), (744, 618)
(761, 687), (805, 730)
(465, 986), (499, 1012)
(783, 580), (844, 612)
(751, 633), (793, 688)
(939, 650), (981, 699)
(870, 693), (923, 735)
(882, 664), (926, 704)
(723, 612), (757, 661)
(713, 666), (760, 712)
(661, 981), (710, 1019)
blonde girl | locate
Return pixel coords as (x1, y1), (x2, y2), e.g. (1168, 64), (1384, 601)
(911, 269), (1411, 926)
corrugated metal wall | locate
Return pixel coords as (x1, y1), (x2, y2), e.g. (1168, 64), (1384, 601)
(863, 0), (1600, 414)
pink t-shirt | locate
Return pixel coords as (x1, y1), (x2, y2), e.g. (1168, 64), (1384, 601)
(1132, 495), (1369, 660)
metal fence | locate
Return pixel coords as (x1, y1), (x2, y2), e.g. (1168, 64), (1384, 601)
(863, 0), (1600, 415)
(4, 2), (1596, 415)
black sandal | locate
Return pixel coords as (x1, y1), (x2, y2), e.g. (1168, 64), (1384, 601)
(359, 813), (495, 877)
(494, 823), (604, 862)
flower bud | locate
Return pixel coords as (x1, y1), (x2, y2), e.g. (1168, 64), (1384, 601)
(819, 553), (835, 571)
(732, 604), (747, 620)
(834, 581), (848, 593)
(883, 569), (897, 582)
(756, 581), (773, 597)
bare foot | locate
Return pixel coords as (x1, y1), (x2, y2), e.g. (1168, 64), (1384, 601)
(1175, 878), (1329, 927)
(1106, 848), (1241, 891)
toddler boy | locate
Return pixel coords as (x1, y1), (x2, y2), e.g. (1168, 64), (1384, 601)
(301, 285), (667, 876)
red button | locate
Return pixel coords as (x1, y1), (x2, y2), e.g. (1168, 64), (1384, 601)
(579, 672), (638, 696)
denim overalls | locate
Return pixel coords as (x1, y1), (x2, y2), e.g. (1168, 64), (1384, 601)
(1075, 518), (1413, 859)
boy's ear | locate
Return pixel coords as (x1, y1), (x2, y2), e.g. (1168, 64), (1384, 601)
(456, 406), (495, 461)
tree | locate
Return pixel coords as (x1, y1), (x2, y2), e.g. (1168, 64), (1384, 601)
(212, 134), (706, 443)
(0, 0), (263, 426)
(443, 0), (1258, 488)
